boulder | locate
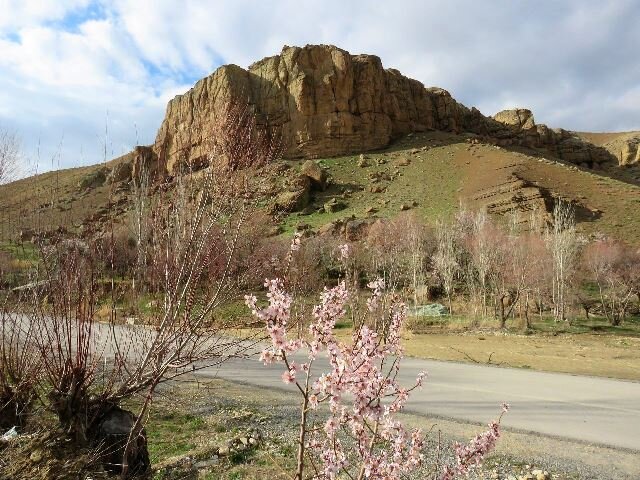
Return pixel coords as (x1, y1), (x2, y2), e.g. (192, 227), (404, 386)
(324, 198), (346, 213)
(90, 407), (150, 477)
(493, 109), (536, 131)
(344, 218), (374, 240)
(273, 188), (309, 213)
(300, 160), (327, 190)
(131, 145), (162, 183)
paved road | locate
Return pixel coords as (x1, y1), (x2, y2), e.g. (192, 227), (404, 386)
(205, 352), (640, 451)
(27, 318), (638, 452)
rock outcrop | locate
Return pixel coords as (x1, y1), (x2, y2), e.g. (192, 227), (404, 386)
(602, 133), (640, 166)
(153, 44), (478, 174)
(151, 44), (618, 175)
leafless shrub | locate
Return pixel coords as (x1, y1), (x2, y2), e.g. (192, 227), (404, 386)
(0, 127), (20, 184)
(583, 238), (640, 325)
(0, 297), (42, 430)
(3, 98), (278, 476)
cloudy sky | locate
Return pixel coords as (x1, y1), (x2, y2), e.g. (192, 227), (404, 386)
(1, 0), (638, 172)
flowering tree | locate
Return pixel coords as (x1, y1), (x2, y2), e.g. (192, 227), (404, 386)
(247, 242), (507, 479)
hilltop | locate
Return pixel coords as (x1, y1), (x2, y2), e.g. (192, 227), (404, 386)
(1, 44), (639, 244)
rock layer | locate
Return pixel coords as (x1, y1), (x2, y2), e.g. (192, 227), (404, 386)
(152, 44), (617, 174)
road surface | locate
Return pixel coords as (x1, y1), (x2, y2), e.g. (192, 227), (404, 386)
(205, 352), (640, 452)
(24, 318), (639, 452)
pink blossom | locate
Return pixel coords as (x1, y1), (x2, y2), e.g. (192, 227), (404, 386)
(249, 275), (504, 480)
(338, 243), (350, 261)
(281, 369), (296, 384)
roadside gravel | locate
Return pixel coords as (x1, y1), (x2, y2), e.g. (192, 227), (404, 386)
(154, 378), (639, 480)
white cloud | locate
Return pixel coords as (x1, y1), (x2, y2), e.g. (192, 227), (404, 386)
(0, 0), (639, 172)
(0, 0), (91, 33)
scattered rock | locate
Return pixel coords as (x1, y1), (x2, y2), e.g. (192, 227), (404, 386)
(29, 450), (43, 463)
(300, 160), (328, 190)
(324, 198), (346, 213)
(272, 176), (311, 213)
(77, 168), (108, 190)
(195, 457), (219, 469)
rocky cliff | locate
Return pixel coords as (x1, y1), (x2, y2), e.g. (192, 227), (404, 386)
(152, 44), (618, 175)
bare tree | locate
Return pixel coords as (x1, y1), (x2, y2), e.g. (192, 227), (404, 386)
(0, 127), (20, 184)
(584, 238), (640, 326)
(434, 220), (459, 314)
(467, 211), (499, 317)
(545, 200), (579, 322)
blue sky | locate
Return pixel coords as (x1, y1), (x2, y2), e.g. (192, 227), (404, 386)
(0, 0), (638, 174)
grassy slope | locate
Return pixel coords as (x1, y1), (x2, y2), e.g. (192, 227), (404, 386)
(1, 130), (639, 244)
(283, 131), (640, 243)
(0, 154), (127, 241)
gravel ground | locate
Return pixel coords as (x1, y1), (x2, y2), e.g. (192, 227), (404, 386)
(152, 378), (639, 480)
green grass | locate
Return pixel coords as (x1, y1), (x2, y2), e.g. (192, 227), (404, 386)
(146, 410), (208, 463)
(0, 241), (39, 262)
(279, 134), (464, 235)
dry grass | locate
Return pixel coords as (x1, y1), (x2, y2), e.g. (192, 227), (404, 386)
(400, 331), (640, 380)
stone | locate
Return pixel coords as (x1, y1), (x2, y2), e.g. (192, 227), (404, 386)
(218, 445), (230, 456)
(358, 154), (369, 167)
(272, 176), (311, 213)
(324, 198), (346, 213)
(29, 450), (43, 463)
(107, 160), (133, 184)
(532, 470), (550, 480)
(77, 167), (108, 190)
(394, 157), (411, 167)
(300, 160), (327, 190)
(493, 108), (536, 130)
(195, 457), (219, 469)
(89, 407), (150, 476)
(399, 204), (410, 211)
(345, 219), (373, 240)
(131, 145), (162, 182)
